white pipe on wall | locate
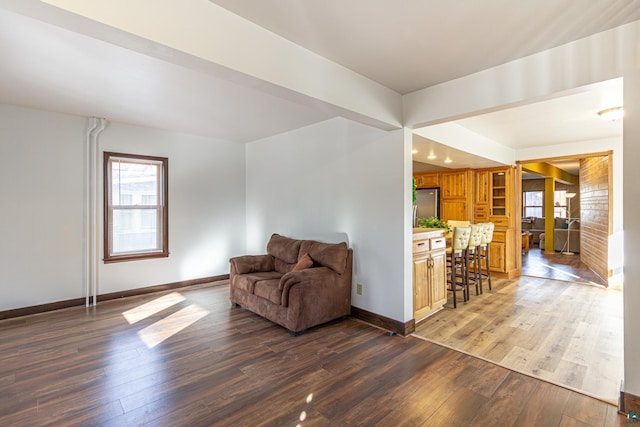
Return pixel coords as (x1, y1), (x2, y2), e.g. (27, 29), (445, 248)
(85, 117), (106, 307)
(84, 118), (98, 307)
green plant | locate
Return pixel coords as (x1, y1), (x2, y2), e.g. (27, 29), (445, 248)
(416, 216), (451, 232)
(412, 177), (417, 204)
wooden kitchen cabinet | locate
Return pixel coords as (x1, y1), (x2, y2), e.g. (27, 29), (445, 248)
(441, 200), (468, 222)
(488, 167), (515, 227)
(412, 165), (520, 278)
(474, 170), (490, 223)
(413, 229), (447, 322)
(489, 230), (506, 272)
(440, 170), (469, 199)
(414, 172), (439, 188)
(474, 170), (490, 205)
(488, 228), (517, 275)
(440, 169), (473, 222)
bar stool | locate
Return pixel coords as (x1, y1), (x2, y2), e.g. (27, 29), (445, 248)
(466, 223), (484, 297)
(446, 226), (471, 308)
(477, 222), (495, 291)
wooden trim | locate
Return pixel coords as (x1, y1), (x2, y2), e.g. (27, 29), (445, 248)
(104, 151), (169, 263)
(350, 306), (415, 336)
(516, 151), (612, 165)
(98, 275), (228, 301)
(620, 390), (640, 416)
(0, 297), (87, 321)
(0, 275), (229, 321)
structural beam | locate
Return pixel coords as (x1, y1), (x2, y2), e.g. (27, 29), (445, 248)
(521, 162), (578, 185)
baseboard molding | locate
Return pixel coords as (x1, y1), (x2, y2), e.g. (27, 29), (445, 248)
(350, 306), (415, 336)
(0, 274), (229, 321)
(620, 390), (640, 416)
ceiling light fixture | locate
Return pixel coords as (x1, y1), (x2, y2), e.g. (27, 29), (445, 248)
(427, 154), (436, 160)
(411, 149), (418, 154)
(597, 106), (624, 121)
(444, 157), (452, 164)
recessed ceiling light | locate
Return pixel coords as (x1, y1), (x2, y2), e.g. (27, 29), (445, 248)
(427, 154), (436, 160)
(411, 149), (418, 154)
(598, 106), (624, 121)
(444, 157), (452, 164)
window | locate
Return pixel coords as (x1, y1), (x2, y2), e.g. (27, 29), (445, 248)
(523, 191), (543, 217)
(104, 152), (168, 263)
(554, 190), (568, 218)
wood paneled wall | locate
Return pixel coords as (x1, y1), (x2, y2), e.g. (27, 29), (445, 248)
(579, 155), (611, 283)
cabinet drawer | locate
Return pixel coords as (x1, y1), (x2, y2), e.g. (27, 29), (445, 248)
(430, 237), (446, 250)
(491, 231), (506, 243)
(491, 217), (509, 227)
(413, 240), (429, 254)
(475, 211), (488, 221)
(475, 205), (488, 212)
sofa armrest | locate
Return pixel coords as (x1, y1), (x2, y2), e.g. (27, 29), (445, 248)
(279, 267), (337, 306)
(229, 254), (274, 275)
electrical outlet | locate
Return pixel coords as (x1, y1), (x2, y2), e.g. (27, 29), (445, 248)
(356, 283), (363, 295)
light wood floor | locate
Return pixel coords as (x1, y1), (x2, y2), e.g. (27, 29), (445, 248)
(0, 281), (626, 426)
(414, 274), (623, 404)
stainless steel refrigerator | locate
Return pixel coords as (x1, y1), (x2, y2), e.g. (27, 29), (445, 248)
(416, 188), (440, 219)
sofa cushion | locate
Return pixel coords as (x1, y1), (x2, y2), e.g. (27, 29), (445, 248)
(267, 234), (302, 264)
(234, 271), (283, 294)
(274, 258), (297, 274)
(555, 217), (566, 229)
(299, 240), (348, 274)
(230, 254), (274, 275)
(253, 279), (282, 305)
(292, 253), (313, 271)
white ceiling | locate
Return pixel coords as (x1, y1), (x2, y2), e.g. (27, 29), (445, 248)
(209, 0), (640, 94)
(0, 7), (334, 143)
(454, 79), (624, 149)
(0, 1), (635, 152)
(413, 78), (624, 172)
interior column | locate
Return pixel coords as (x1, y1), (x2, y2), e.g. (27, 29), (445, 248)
(544, 177), (555, 254)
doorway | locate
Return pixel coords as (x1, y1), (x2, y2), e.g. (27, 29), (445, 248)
(519, 153), (613, 288)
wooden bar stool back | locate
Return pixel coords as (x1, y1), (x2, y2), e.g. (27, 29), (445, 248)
(478, 222), (495, 291)
(467, 223), (484, 297)
(446, 226), (471, 308)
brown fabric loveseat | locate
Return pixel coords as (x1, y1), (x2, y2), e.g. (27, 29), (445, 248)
(229, 233), (353, 334)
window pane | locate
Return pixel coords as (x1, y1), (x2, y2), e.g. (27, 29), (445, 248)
(112, 209), (159, 254)
(554, 190), (567, 218)
(524, 191), (543, 206)
(523, 191), (543, 218)
(111, 161), (159, 206)
(524, 207), (542, 217)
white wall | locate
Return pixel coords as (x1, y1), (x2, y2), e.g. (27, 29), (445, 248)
(0, 104), (86, 310)
(97, 122), (246, 294)
(623, 67), (640, 396)
(0, 103), (246, 310)
(246, 118), (408, 321)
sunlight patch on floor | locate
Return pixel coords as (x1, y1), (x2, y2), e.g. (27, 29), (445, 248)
(540, 263), (580, 279)
(137, 304), (209, 348)
(122, 292), (186, 324)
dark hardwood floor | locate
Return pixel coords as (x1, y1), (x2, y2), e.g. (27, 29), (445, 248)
(0, 281), (626, 426)
(521, 246), (607, 286)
